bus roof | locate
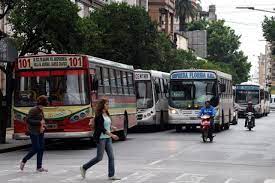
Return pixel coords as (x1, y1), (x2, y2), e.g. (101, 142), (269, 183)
(134, 69), (170, 79)
(170, 69), (232, 80)
(238, 81), (262, 87)
(88, 56), (134, 70)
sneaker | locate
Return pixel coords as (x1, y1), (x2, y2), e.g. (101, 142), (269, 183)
(80, 166), (86, 179)
(37, 168), (48, 172)
(20, 162), (25, 171)
(108, 176), (121, 180)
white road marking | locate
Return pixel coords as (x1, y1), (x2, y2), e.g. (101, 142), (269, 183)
(113, 171), (156, 183)
(149, 160), (163, 165)
(224, 178), (234, 183)
(169, 173), (207, 183)
(264, 179), (275, 183)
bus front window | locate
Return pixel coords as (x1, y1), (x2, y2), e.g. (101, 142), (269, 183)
(15, 70), (90, 107)
(235, 90), (259, 105)
(135, 81), (153, 109)
(169, 80), (217, 109)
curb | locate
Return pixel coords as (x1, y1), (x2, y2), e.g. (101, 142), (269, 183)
(0, 143), (31, 154)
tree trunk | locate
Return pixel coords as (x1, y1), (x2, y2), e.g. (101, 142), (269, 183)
(179, 15), (187, 32)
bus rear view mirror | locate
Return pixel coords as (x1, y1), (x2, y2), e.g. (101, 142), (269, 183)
(220, 84), (226, 93)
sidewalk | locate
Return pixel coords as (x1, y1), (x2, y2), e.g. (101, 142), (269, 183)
(0, 128), (31, 153)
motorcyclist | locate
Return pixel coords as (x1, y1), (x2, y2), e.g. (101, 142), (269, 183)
(245, 101), (256, 127)
(198, 101), (216, 137)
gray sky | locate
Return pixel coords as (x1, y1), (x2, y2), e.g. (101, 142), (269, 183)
(201, 0), (275, 76)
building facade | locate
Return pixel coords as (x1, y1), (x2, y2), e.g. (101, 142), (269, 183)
(148, 0), (175, 36)
(258, 44), (272, 88)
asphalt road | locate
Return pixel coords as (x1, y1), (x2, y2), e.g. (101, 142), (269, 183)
(1, 113), (275, 183)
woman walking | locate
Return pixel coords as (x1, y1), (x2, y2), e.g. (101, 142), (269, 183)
(20, 95), (48, 172)
(80, 99), (120, 180)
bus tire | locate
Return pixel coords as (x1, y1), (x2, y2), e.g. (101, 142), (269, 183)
(118, 113), (128, 141)
(215, 123), (222, 132)
(159, 110), (165, 131)
(221, 110), (225, 130)
(176, 125), (182, 132)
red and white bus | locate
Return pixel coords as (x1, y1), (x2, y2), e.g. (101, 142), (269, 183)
(13, 54), (137, 140)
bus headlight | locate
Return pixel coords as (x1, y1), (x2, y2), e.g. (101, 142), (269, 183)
(70, 108), (90, 123)
(14, 112), (27, 122)
(169, 109), (178, 114)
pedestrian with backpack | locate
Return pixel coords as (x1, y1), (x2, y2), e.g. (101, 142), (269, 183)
(20, 95), (48, 172)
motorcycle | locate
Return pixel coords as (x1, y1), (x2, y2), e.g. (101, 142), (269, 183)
(200, 114), (213, 142)
(246, 112), (254, 131)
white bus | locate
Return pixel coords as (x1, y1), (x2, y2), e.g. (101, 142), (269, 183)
(264, 88), (270, 116)
(235, 82), (268, 117)
(270, 94), (275, 110)
(134, 70), (170, 129)
(168, 70), (233, 132)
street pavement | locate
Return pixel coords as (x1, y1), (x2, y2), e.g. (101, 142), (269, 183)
(1, 113), (275, 182)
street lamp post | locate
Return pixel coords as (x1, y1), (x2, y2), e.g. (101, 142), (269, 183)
(236, 6), (275, 14)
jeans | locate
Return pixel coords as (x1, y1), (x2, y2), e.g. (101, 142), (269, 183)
(22, 133), (45, 169)
(83, 138), (115, 177)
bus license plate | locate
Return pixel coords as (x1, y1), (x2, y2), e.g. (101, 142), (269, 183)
(46, 124), (58, 129)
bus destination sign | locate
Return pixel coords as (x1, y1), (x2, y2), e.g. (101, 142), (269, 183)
(17, 56), (83, 70)
(171, 71), (216, 80)
(134, 73), (151, 80)
(236, 85), (259, 91)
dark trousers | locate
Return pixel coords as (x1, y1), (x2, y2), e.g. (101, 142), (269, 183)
(83, 138), (115, 177)
(22, 133), (45, 169)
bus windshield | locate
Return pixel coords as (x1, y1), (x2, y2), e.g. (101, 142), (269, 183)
(14, 70), (90, 107)
(135, 80), (153, 109)
(235, 90), (259, 105)
(169, 80), (217, 109)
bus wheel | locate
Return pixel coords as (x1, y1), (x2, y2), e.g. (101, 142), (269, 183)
(215, 123), (222, 132)
(224, 123), (230, 130)
(176, 125), (182, 132)
(118, 114), (128, 141)
(159, 110), (165, 131)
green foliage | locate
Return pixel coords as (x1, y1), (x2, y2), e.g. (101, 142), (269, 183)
(262, 16), (275, 43)
(80, 3), (159, 69)
(9, 0), (81, 56)
(187, 19), (208, 31)
(175, 0), (200, 31)
(187, 19), (251, 83)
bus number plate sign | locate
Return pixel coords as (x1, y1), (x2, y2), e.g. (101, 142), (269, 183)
(17, 56), (83, 70)
(134, 73), (150, 80)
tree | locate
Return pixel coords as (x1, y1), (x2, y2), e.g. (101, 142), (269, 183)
(80, 3), (160, 69)
(262, 16), (275, 42)
(0, 0), (17, 20)
(187, 19), (251, 83)
(175, 0), (200, 31)
(9, 0), (81, 56)
(262, 16), (275, 54)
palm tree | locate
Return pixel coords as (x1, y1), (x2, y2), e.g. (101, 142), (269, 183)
(175, 0), (200, 31)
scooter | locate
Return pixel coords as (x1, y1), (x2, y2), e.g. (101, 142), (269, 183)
(200, 114), (213, 142)
(246, 112), (255, 131)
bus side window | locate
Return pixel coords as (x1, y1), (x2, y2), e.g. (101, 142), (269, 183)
(128, 72), (134, 95)
(110, 69), (117, 95)
(116, 70), (123, 95)
(96, 66), (104, 94)
(122, 71), (129, 95)
(103, 67), (111, 94)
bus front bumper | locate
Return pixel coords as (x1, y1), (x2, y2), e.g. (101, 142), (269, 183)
(13, 131), (94, 140)
(168, 118), (200, 125)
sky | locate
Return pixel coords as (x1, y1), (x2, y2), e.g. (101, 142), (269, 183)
(201, 0), (275, 78)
